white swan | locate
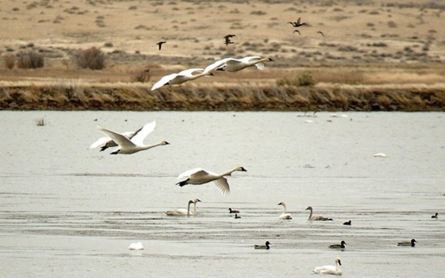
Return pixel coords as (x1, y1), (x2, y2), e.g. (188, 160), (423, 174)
(397, 238), (416, 247)
(254, 241), (271, 250)
(313, 257), (342, 275)
(89, 124), (148, 151)
(151, 68), (213, 91)
(96, 121), (169, 155)
(278, 202), (292, 220)
(176, 166), (247, 195)
(204, 56), (273, 73)
(305, 206), (333, 221)
(128, 242), (144, 250)
(373, 153), (387, 158)
(165, 200), (194, 217)
(329, 240), (346, 249)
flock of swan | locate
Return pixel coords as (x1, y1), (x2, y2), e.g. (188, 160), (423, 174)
(150, 56), (273, 91)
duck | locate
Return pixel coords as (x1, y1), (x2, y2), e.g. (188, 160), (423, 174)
(128, 242), (144, 250)
(165, 200), (195, 217)
(305, 206), (333, 221)
(224, 34), (235, 46)
(329, 240), (346, 249)
(313, 258), (342, 275)
(278, 202), (292, 220)
(96, 121), (169, 155)
(397, 239), (416, 247)
(343, 220), (351, 226)
(431, 212), (438, 219)
(288, 17), (306, 28)
(156, 41), (166, 50)
(151, 68), (214, 91)
(204, 56), (273, 73)
(234, 214), (241, 219)
(254, 241), (271, 250)
(228, 208), (240, 214)
(176, 166), (247, 195)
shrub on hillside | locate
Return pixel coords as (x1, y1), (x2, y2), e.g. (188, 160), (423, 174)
(276, 72), (315, 87)
(17, 50), (44, 69)
(2, 54), (15, 69)
(75, 47), (106, 70)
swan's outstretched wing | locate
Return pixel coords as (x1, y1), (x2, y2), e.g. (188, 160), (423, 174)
(239, 56), (262, 63)
(204, 58), (234, 73)
(89, 136), (112, 149)
(212, 177), (230, 195)
(151, 73), (179, 91)
(97, 126), (136, 148)
(177, 68), (204, 76)
(130, 121), (156, 146)
(254, 62), (265, 70)
(177, 168), (206, 180)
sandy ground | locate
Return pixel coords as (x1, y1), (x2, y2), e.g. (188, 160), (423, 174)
(0, 0), (444, 84)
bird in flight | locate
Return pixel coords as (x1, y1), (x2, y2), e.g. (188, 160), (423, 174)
(288, 17), (306, 28)
(156, 41), (166, 50)
(317, 31), (325, 37)
(224, 34), (235, 46)
(293, 30), (301, 35)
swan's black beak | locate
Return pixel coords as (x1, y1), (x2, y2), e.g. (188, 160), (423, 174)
(241, 167), (247, 172)
(268, 58), (274, 62)
(209, 72), (214, 76)
(338, 260), (342, 266)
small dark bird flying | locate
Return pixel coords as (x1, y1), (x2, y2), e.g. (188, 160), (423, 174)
(224, 34), (235, 46)
(293, 29), (301, 35)
(317, 31), (325, 37)
(288, 17), (306, 28)
(156, 41), (166, 50)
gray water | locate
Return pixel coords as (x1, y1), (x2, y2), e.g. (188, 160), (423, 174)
(0, 111), (444, 277)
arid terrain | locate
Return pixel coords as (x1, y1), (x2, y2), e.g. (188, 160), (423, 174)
(1, 0), (445, 111)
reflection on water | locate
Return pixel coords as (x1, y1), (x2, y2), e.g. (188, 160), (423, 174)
(0, 111), (444, 277)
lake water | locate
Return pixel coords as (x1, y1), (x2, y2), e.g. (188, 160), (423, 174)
(0, 111), (444, 277)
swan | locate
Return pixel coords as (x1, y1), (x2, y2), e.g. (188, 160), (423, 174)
(397, 239), (416, 247)
(254, 241), (271, 250)
(306, 206), (333, 221)
(431, 212), (438, 219)
(329, 240), (346, 249)
(96, 121), (169, 155)
(373, 153), (387, 158)
(228, 208), (240, 214)
(165, 200), (194, 217)
(151, 68), (213, 91)
(343, 220), (351, 226)
(89, 124), (147, 151)
(234, 214), (241, 219)
(204, 56), (273, 73)
(278, 202), (292, 220)
(176, 166), (247, 195)
(313, 258), (342, 275)
(128, 242), (144, 250)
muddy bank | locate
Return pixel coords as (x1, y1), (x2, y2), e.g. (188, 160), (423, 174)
(1, 84), (444, 111)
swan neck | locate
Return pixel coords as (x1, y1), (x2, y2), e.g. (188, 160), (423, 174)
(281, 203), (287, 213)
(308, 208), (313, 219)
(186, 201), (192, 217)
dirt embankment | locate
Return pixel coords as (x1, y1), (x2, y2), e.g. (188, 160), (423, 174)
(1, 84), (444, 112)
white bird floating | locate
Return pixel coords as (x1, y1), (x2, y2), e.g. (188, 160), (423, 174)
(373, 153), (387, 158)
(278, 201), (292, 220)
(165, 198), (201, 217)
(128, 242), (144, 250)
(305, 206), (333, 221)
(313, 257), (342, 275)
(176, 166), (247, 195)
(151, 68), (213, 91)
(96, 121), (169, 155)
(204, 56), (273, 73)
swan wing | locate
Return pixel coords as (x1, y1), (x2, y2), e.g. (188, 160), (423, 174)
(177, 68), (204, 76)
(130, 121), (156, 146)
(279, 213), (292, 220)
(239, 56), (262, 63)
(89, 136), (112, 149)
(212, 177), (230, 195)
(97, 126), (136, 148)
(204, 58), (234, 73)
(254, 62), (265, 70)
(177, 168), (206, 180)
(313, 265), (336, 274)
(151, 73), (179, 91)
(165, 209), (188, 216)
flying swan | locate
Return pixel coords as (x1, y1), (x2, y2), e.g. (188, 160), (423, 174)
(278, 202), (292, 220)
(96, 121), (169, 155)
(176, 166), (247, 195)
(89, 124), (148, 152)
(305, 206), (333, 221)
(165, 199), (201, 217)
(313, 257), (342, 275)
(151, 68), (213, 91)
(204, 56), (273, 73)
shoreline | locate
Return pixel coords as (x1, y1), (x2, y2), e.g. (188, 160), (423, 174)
(1, 83), (444, 112)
